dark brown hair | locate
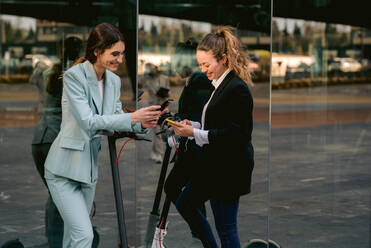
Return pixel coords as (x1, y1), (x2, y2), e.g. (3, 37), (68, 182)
(197, 26), (253, 86)
(75, 22), (125, 65)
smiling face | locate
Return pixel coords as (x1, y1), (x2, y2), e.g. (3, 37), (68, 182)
(94, 41), (125, 72)
(196, 50), (228, 80)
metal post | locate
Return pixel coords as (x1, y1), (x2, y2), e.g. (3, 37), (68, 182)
(145, 141), (172, 247)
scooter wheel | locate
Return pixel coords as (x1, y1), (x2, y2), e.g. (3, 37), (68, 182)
(246, 239), (281, 248)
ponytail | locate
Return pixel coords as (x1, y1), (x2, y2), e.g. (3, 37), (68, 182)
(198, 26), (253, 86)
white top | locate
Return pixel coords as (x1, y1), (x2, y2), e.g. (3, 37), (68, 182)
(98, 79), (104, 102)
(192, 69), (231, 146)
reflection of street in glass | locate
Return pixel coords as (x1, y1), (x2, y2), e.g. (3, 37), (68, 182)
(3, 82), (371, 130)
(29, 35), (83, 247)
(0, 109), (39, 128)
(140, 62), (170, 163)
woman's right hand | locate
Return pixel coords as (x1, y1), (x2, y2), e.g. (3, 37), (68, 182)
(171, 121), (194, 137)
(131, 105), (161, 123)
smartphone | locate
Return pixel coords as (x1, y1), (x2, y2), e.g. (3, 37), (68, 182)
(159, 99), (173, 111)
(165, 118), (179, 126)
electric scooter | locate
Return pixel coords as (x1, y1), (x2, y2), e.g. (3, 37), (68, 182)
(98, 130), (151, 248)
(144, 113), (180, 248)
(144, 142), (173, 248)
(0, 129), (149, 248)
(142, 115), (282, 248)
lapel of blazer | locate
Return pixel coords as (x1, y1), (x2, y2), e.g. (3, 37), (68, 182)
(102, 71), (115, 115)
(208, 70), (235, 106)
(83, 61), (102, 115)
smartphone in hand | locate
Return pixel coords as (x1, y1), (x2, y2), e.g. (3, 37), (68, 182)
(165, 118), (180, 126)
(159, 99), (173, 111)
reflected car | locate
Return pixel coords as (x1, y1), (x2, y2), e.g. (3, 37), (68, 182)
(23, 54), (60, 68)
(328, 58), (362, 72)
(18, 56), (33, 74)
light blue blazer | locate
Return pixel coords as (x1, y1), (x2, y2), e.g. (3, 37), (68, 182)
(45, 60), (144, 184)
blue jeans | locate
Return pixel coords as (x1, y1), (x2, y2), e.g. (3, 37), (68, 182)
(210, 198), (240, 247)
(176, 182), (240, 248)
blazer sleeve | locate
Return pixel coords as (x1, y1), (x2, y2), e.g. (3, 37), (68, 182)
(63, 69), (135, 133)
(113, 76), (146, 134)
(208, 83), (253, 144)
(114, 80), (124, 115)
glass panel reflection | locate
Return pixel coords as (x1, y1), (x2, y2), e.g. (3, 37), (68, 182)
(0, 13), (136, 248)
(270, 17), (371, 247)
(137, 9), (271, 247)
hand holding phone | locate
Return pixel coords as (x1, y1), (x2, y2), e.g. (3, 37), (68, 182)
(159, 99), (173, 111)
(165, 118), (180, 126)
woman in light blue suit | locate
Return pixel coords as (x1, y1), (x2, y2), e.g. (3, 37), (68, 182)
(44, 23), (163, 248)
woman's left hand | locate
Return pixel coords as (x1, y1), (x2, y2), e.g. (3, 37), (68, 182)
(171, 122), (194, 137)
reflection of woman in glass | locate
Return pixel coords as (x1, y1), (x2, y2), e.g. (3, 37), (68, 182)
(31, 36), (82, 247)
(171, 26), (255, 247)
(44, 23), (162, 248)
(141, 62), (170, 163)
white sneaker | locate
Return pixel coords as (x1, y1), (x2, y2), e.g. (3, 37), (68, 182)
(151, 223), (168, 248)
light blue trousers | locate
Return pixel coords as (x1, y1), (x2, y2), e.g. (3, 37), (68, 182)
(45, 169), (96, 248)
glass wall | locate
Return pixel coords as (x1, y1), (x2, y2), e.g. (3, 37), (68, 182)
(137, 1), (271, 246)
(270, 16), (371, 247)
(0, 2), (137, 247)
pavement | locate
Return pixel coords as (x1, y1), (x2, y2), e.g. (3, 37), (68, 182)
(0, 80), (370, 247)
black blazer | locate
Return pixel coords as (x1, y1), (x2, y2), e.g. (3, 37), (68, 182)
(194, 70), (254, 200)
(178, 72), (214, 122)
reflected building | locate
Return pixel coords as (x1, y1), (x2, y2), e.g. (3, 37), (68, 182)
(0, 0), (370, 248)
(271, 1), (371, 247)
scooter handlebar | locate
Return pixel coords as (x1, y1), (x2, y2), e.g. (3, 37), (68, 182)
(97, 130), (151, 142)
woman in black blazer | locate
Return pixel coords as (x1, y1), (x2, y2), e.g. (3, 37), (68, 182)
(171, 26), (254, 248)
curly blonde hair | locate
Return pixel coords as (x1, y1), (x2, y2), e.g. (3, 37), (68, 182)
(197, 26), (253, 86)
